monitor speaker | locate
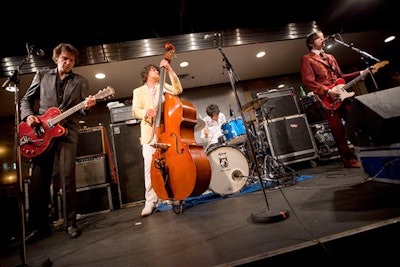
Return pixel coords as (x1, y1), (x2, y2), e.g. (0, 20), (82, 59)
(110, 122), (145, 206)
(346, 87), (400, 146)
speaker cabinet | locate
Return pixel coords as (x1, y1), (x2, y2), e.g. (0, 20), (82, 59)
(76, 155), (108, 188)
(110, 122), (145, 206)
(77, 126), (107, 157)
(346, 87), (400, 146)
(263, 114), (317, 164)
(299, 96), (326, 124)
(77, 183), (114, 214)
(257, 88), (300, 119)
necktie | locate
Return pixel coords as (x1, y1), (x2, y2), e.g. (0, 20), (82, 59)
(320, 51), (328, 61)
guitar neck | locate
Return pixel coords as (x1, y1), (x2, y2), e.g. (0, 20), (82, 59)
(342, 71), (368, 91)
(49, 102), (85, 127)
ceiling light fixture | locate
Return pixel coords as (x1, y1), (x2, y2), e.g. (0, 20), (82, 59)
(95, 73), (106, 79)
(180, 61), (189, 68)
(256, 51), (266, 58)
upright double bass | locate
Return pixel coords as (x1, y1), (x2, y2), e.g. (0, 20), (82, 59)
(151, 42), (211, 202)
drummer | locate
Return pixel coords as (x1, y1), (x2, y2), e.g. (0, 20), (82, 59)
(200, 104), (227, 152)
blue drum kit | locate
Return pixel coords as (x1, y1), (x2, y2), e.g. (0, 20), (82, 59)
(199, 97), (291, 196)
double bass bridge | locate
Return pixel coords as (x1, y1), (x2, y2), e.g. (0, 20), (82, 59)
(151, 142), (171, 151)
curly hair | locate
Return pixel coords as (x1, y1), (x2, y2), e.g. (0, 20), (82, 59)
(140, 64), (160, 85)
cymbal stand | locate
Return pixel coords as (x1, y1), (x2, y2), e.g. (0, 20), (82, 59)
(214, 35), (289, 223)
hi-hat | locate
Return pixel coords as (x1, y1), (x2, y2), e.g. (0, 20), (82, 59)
(241, 98), (269, 112)
(194, 117), (206, 132)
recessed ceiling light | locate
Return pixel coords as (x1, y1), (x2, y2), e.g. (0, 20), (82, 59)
(385, 36), (395, 43)
(95, 73), (106, 79)
(180, 61), (189, 68)
(256, 51), (266, 58)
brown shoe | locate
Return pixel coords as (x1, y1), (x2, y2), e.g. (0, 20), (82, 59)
(344, 158), (361, 168)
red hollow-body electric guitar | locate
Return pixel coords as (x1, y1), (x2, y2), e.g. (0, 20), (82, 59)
(317, 61), (388, 111)
(19, 86), (115, 158)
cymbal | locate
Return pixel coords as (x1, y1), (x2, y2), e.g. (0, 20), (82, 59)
(241, 98), (269, 112)
(194, 117), (206, 132)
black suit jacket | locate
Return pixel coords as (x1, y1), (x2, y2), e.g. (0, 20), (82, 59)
(20, 68), (90, 143)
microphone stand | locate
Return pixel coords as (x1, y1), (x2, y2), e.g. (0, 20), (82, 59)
(215, 37), (289, 223)
(3, 50), (31, 267)
(332, 36), (381, 90)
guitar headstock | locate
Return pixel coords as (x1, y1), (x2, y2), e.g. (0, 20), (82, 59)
(374, 60), (389, 69)
(94, 86), (115, 101)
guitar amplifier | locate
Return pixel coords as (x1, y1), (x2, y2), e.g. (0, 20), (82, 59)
(77, 126), (107, 157)
(76, 155), (109, 188)
(110, 105), (137, 123)
(257, 88), (300, 119)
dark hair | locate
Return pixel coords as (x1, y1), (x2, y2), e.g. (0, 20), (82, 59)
(206, 104), (220, 117)
(52, 43), (79, 64)
(140, 64), (160, 85)
(305, 31), (321, 50)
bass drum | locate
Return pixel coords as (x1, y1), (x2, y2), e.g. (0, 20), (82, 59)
(207, 146), (249, 195)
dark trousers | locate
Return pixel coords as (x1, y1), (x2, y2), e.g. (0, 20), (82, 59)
(28, 139), (78, 230)
(321, 99), (355, 160)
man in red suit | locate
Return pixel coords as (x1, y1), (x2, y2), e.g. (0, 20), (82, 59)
(300, 30), (376, 168)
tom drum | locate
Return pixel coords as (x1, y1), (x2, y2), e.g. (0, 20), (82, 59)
(221, 117), (247, 145)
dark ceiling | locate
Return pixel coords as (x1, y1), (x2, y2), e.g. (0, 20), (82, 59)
(0, 0), (399, 119)
(1, 0), (397, 59)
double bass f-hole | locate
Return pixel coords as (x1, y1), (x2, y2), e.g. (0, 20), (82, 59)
(170, 132), (184, 154)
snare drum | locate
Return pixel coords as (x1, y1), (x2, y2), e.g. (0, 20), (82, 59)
(221, 117), (247, 145)
(207, 145), (249, 195)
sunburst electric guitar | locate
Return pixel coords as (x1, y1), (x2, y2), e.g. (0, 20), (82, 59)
(19, 86), (115, 158)
(317, 61), (388, 111)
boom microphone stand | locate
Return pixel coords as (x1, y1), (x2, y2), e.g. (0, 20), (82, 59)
(331, 34), (381, 90)
(2, 44), (45, 267)
(209, 33), (289, 223)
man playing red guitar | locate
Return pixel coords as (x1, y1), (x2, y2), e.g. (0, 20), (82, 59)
(20, 43), (97, 241)
(300, 30), (377, 168)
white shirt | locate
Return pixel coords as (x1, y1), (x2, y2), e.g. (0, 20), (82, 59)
(200, 113), (227, 145)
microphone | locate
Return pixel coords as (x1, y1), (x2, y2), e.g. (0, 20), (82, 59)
(204, 32), (221, 40)
(26, 43), (45, 56)
(324, 34), (338, 41)
(229, 104), (234, 117)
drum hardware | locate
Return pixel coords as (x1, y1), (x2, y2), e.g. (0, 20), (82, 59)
(247, 115), (298, 187)
(241, 98), (269, 112)
(216, 43), (289, 223)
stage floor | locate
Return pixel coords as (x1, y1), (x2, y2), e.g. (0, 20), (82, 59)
(2, 158), (400, 266)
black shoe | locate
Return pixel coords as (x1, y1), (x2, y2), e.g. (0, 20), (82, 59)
(25, 227), (52, 244)
(67, 226), (81, 239)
